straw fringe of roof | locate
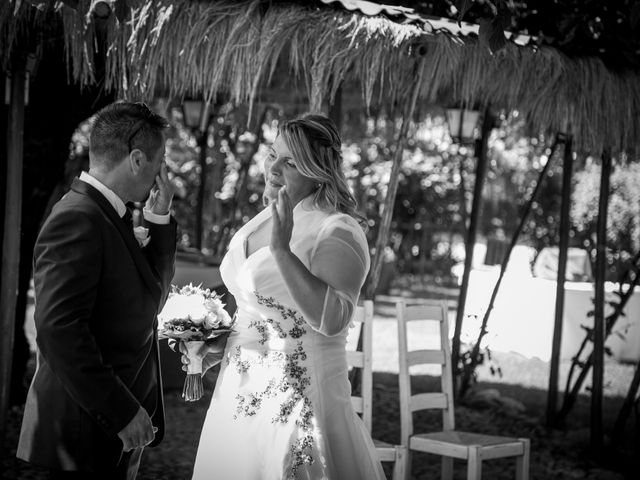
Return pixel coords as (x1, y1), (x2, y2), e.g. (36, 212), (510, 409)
(3, 0), (640, 154)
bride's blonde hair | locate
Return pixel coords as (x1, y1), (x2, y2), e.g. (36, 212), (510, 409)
(278, 113), (367, 229)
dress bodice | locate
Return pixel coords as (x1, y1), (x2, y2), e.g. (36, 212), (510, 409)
(220, 196), (370, 352)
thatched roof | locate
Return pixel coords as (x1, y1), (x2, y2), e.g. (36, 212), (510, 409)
(2, 0), (639, 154)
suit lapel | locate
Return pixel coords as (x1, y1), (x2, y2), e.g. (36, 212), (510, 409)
(71, 179), (162, 302)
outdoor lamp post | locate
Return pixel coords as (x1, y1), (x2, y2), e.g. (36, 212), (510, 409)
(182, 99), (211, 251)
(445, 105), (493, 392)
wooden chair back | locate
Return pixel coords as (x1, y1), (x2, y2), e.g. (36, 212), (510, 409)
(396, 300), (455, 446)
(348, 300), (374, 433)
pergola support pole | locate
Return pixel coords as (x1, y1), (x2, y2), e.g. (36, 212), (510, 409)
(451, 105), (492, 390)
(591, 148), (611, 452)
(353, 57), (425, 394)
(365, 56), (427, 299)
(0, 66), (26, 456)
(546, 134), (573, 427)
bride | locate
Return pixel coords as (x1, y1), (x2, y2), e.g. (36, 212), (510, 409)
(183, 113), (385, 480)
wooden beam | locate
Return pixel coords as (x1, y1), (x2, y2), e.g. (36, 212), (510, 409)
(365, 56), (427, 299)
(546, 135), (573, 427)
(0, 67), (26, 456)
(450, 105), (492, 389)
(591, 148), (611, 452)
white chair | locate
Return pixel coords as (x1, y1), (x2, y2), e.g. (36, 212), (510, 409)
(349, 300), (407, 480)
(396, 300), (530, 480)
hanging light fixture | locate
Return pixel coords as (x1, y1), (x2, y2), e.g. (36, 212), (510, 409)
(446, 107), (481, 143)
(182, 99), (210, 133)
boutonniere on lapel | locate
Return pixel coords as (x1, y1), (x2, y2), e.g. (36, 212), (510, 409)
(133, 226), (151, 248)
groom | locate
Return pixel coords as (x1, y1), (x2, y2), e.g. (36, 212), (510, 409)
(17, 101), (177, 480)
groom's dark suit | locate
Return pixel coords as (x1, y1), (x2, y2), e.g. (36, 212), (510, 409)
(17, 179), (176, 475)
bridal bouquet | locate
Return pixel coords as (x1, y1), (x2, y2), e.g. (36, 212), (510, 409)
(157, 284), (234, 401)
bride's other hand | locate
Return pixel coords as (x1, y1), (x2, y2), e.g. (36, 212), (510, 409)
(179, 337), (226, 375)
(270, 186), (294, 255)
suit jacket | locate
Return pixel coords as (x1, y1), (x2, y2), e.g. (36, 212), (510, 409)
(17, 179), (176, 472)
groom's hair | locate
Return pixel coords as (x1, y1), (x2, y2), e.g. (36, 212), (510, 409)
(89, 101), (169, 167)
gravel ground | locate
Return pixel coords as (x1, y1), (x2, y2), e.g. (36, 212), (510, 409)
(4, 292), (637, 479)
(3, 363), (636, 480)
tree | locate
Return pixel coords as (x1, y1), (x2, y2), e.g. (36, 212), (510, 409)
(572, 159), (640, 281)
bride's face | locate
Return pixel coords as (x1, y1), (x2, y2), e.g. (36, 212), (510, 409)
(264, 135), (315, 205)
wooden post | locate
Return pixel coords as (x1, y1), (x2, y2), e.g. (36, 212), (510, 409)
(328, 83), (343, 134)
(591, 148), (611, 452)
(457, 134), (560, 398)
(546, 134), (573, 427)
(195, 130), (207, 251)
(365, 57), (427, 299)
(0, 67), (26, 456)
(451, 105), (492, 388)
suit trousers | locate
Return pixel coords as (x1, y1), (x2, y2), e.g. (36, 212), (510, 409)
(48, 447), (143, 480)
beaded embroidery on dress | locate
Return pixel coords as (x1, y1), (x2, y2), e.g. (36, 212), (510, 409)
(191, 198), (385, 480)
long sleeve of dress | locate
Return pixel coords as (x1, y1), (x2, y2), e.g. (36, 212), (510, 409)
(307, 215), (370, 337)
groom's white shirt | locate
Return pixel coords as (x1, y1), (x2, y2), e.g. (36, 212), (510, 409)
(79, 171), (169, 224)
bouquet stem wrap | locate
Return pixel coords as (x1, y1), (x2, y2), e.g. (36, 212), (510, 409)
(182, 341), (204, 402)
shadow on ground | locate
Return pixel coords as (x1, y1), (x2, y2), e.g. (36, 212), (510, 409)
(3, 366), (637, 480)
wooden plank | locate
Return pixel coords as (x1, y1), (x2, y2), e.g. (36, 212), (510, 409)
(451, 107), (492, 384)
(442, 456), (454, 480)
(407, 349), (445, 366)
(547, 135), (573, 426)
(351, 396), (363, 413)
(393, 446), (408, 480)
(411, 392), (448, 411)
(480, 443), (524, 459)
(0, 67), (25, 456)
(591, 148), (611, 452)
(440, 302), (456, 431)
(346, 350), (364, 368)
(403, 304), (445, 322)
(410, 436), (468, 458)
(365, 56), (427, 298)
(361, 300), (373, 433)
(397, 301), (414, 444)
(516, 438), (530, 480)
(467, 446), (482, 480)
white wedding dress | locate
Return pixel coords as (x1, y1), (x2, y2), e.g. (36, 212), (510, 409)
(192, 197), (386, 480)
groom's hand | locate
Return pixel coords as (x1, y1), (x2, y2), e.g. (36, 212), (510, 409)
(146, 163), (174, 215)
(117, 406), (157, 452)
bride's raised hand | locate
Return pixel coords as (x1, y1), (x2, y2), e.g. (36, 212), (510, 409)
(270, 186), (294, 255)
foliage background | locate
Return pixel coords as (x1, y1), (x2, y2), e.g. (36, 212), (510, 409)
(64, 99), (636, 288)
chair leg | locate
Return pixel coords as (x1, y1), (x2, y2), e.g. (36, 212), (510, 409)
(392, 446), (408, 480)
(441, 456), (453, 480)
(516, 438), (530, 480)
(402, 448), (412, 480)
(467, 446), (481, 480)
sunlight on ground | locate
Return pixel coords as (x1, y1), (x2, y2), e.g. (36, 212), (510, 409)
(345, 307), (635, 398)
